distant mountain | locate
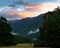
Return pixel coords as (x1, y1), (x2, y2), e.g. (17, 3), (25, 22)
(9, 14), (43, 34)
(8, 14), (44, 39)
(0, 0), (44, 41)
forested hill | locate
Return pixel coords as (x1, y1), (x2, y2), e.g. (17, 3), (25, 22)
(8, 14), (44, 36)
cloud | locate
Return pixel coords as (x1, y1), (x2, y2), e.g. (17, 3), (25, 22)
(56, 0), (60, 1)
(17, 11), (40, 18)
(8, 11), (17, 16)
(25, 2), (57, 11)
(13, 0), (29, 6)
(7, 2), (57, 19)
(21, 3), (57, 17)
(0, 1), (58, 20)
(7, 11), (40, 18)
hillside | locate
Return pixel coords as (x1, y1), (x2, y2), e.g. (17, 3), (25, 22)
(8, 14), (44, 40)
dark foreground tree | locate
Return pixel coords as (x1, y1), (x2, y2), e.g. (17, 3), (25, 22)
(39, 7), (60, 47)
(0, 17), (17, 46)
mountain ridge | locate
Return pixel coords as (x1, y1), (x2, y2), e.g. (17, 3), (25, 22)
(8, 14), (44, 40)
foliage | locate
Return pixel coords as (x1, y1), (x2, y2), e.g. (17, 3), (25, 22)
(0, 17), (35, 46)
(39, 7), (60, 47)
(14, 35), (32, 43)
(0, 17), (17, 46)
(0, 44), (34, 48)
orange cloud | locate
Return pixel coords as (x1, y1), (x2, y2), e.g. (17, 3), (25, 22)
(18, 12), (32, 17)
(8, 3), (57, 18)
(25, 3), (57, 12)
(25, 5), (42, 11)
(41, 3), (57, 11)
(17, 11), (40, 18)
(8, 11), (40, 18)
(8, 11), (17, 16)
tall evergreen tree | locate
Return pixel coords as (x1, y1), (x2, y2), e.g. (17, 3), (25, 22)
(0, 17), (16, 46)
(39, 7), (60, 47)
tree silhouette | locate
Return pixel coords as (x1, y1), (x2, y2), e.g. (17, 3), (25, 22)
(0, 17), (16, 46)
(39, 7), (60, 47)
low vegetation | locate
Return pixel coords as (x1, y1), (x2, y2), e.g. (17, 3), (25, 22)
(0, 17), (33, 46)
(1, 6), (60, 47)
(35, 7), (60, 47)
(0, 44), (34, 48)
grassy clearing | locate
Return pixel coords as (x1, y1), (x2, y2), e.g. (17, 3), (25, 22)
(0, 44), (34, 48)
(0, 44), (50, 48)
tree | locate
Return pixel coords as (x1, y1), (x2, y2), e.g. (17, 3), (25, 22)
(39, 7), (60, 47)
(0, 17), (17, 46)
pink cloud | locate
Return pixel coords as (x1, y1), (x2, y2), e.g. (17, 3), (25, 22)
(8, 2), (57, 18)
(25, 2), (57, 12)
(8, 11), (17, 16)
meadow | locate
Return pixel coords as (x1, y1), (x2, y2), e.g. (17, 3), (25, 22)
(0, 44), (34, 48)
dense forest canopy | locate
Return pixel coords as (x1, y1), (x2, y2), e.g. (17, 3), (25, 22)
(0, 17), (17, 46)
(0, 17), (33, 46)
(37, 7), (60, 47)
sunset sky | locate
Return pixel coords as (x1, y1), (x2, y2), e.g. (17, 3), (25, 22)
(0, 0), (60, 20)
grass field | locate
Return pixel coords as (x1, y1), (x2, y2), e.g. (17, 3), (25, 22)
(0, 44), (34, 48)
(0, 44), (50, 48)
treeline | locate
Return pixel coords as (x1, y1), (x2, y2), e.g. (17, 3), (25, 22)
(0, 17), (18, 46)
(0, 17), (31, 46)
(14, 35), (32, 44)
(1, 7), (60, 47)
(34, 7), (60, 47)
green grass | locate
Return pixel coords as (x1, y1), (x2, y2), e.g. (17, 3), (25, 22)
(0, 44), (34, 48)
(0, 44), (50, 48)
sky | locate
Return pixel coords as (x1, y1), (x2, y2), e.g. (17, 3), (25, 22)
(0, 0), (60, 20)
